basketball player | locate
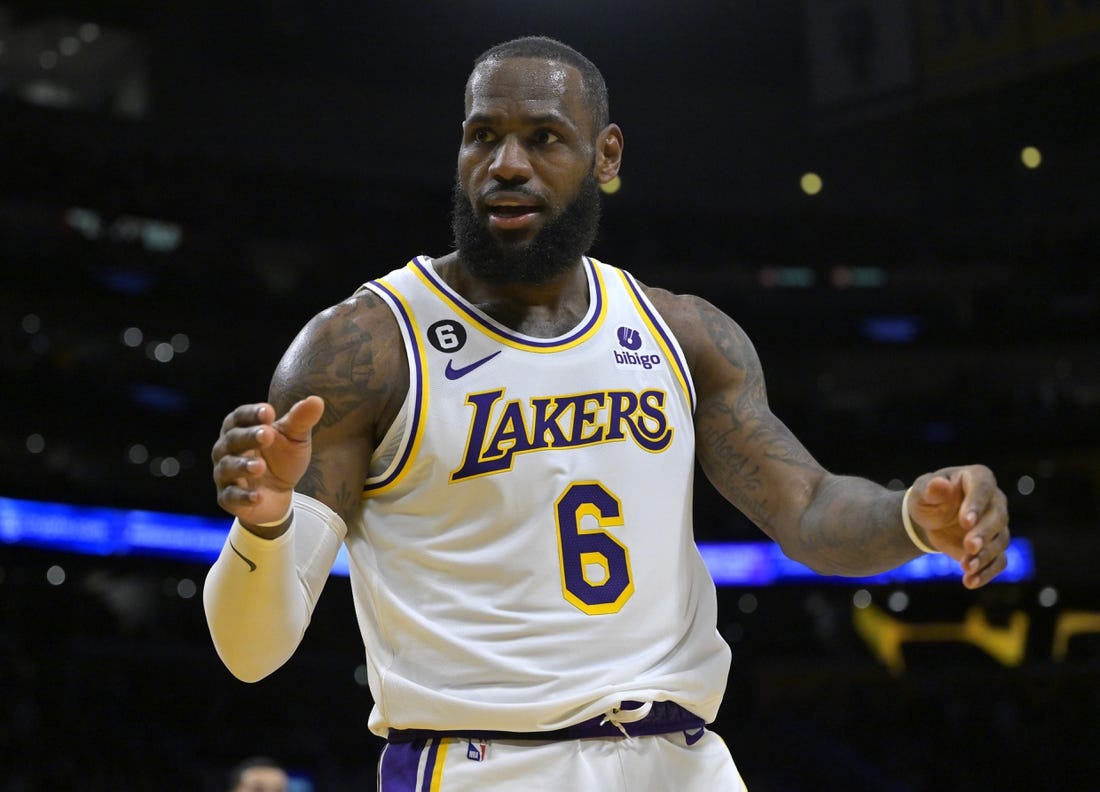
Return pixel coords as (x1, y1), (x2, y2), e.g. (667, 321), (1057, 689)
(205, 37), (1010, 790)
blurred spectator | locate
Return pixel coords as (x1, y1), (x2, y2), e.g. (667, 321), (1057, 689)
(227, 756), (288, 792)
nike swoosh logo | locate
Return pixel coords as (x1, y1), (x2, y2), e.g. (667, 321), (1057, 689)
(229, 539), (257, 572)
(444, 351), (502, 380)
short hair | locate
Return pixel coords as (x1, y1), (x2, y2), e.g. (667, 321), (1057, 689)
(472, 36), (610, 132)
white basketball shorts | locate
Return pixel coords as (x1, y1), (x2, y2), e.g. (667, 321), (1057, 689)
(377, 729), (747, 791)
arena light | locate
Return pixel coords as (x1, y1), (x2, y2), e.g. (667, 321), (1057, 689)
(1021, 146), (1042, 169)
(860, 315), (920, 343)
(800, 172), (823, 196)
(0, 496), (1035, 587)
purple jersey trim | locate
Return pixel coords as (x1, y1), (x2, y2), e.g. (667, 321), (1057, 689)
(410, 255), (604, 349)
(619, 270), (697, 413)
(362, 279), (425, 493)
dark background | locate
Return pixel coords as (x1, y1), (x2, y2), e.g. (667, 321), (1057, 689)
(1, 1), (1098, 789)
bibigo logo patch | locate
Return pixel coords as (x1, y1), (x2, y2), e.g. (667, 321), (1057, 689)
(614, 326), (662, 370)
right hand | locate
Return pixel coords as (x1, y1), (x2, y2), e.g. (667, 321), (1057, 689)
(211, 396), (325, 530)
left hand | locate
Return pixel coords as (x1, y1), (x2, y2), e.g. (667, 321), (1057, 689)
(907, 465), (1010, 589)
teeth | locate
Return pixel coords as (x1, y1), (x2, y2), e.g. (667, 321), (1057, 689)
(489, 204), (535, 216)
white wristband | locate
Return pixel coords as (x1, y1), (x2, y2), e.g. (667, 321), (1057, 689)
(253, 502), (294, 528)
(902, 487), (940, 554)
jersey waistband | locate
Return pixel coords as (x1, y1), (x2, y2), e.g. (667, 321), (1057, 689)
(385, 701), (706, 743)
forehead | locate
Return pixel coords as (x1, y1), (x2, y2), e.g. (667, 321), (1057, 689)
(465, 57), (588, 125)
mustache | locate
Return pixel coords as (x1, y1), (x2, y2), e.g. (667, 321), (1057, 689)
(477, 184), (545, 203)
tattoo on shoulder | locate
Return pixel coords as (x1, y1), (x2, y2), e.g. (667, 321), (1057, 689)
(276, 294), (398, 516)
(277, 296), (395, 432)
(696, 300), (767, 402)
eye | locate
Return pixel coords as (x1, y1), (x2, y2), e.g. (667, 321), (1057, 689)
(533, 129), (560, 145)
(472, 128), (496, 144)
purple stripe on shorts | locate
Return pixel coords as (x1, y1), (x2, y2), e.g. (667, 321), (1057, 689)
(420, 739), (442, 791)
(378, 740), (434, 792)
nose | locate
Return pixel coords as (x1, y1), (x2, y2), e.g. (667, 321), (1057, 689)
(487, 134), (531, 184)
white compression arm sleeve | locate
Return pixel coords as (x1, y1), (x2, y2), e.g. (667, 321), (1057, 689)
(203, 492), (347, 682)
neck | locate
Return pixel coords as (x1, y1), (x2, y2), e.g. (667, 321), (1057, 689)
(433, 252), (590, 337)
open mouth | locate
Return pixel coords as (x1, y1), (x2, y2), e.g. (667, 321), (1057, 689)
(483, 190), (543, 221)
(488, 204), (539, 218)
(484, 197), (543, 231)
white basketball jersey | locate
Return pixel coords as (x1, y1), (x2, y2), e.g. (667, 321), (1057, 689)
(351, 256), (731, 736)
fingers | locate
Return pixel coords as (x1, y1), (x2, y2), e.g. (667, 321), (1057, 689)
(959, 488), (1009, 588)
(211, 445), (267, 509)
(213, 449), (267, 483)
(211, 397), (323, 500)
(212, 404), (274, 478)
(962, 533), (1009, 589)
(953, 466), (1009, 560)
(918, 466), (1003, 532)
(213, 402), (278, 520)
(216, 480), (263, 512)
(962, 485), (1008, 552)
(955, 464), (996, 530)
(219, 402), (275, 435)
(917, 464), (1011, 588)
(213, 398), (323, 465)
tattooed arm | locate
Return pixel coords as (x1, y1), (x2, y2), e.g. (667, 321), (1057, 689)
(649, 288), (1010, 587)
(266, 290), (409, 524)
(212, 290), (408, 533)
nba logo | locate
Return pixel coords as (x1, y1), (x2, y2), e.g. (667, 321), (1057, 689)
(466, 739), (488, 761)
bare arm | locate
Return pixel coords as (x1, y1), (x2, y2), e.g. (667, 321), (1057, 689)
(650, 287), (1009, 587)
(211, 288), (409, 531)
(266, 289), (409, 523)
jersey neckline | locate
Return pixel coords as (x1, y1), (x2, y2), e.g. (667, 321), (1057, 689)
(409, 255), (607, 352)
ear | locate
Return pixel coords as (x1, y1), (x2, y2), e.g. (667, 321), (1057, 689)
(593, 123), (623, 184)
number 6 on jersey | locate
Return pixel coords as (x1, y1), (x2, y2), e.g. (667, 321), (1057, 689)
(555, 482), (635, 614)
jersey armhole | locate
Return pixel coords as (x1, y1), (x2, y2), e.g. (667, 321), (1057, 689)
(360, 278), (428, 496)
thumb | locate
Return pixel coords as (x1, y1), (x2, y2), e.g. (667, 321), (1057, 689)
(276, 395), (325, 440)
(921, 474), (959, 508)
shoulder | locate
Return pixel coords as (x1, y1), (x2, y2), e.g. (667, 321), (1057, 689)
(640, 283), (712, 333)
(638, 283), (761, 383)
(287, 288), (404, 377)
(271, 288), (409, 442)
(310, 287), (402, 346)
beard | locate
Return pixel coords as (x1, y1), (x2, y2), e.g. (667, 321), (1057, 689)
(451, 173), (603, 286)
